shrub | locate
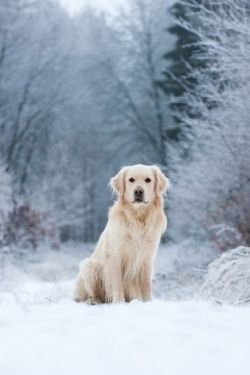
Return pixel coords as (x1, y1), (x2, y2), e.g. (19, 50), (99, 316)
(1, 201), (59, 251)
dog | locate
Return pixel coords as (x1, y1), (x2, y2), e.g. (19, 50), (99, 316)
(74, 164), (169, 304)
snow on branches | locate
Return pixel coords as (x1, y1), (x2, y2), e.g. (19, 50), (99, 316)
(170, 0), (250, 246)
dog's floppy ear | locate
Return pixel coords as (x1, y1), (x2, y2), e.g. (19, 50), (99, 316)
(110, 167), (127, 196)
(152, 166), (170, 195)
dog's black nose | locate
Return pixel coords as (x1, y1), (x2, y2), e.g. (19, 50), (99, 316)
(134, 187), (144, 201)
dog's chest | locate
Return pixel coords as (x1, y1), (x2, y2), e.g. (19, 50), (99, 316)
(117, 210), (163, 265)
(124, 224), (159, 259)
(127, 216), (159, 243)
(121, 232), (158, 280)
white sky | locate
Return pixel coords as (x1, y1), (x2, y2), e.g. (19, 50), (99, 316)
(59, 0), (122, 15)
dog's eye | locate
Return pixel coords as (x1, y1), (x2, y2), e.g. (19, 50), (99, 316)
(129, 177), (135, 183)
(145, 178), (151, 183)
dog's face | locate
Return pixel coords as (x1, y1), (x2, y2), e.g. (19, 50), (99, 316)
(110, 164), (169, 206)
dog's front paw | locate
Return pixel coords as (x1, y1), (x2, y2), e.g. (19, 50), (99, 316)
(142, 296), (152, 302)
(85, 297), (101, 305)
(106, 295), (125, 303)
(112, 296), (125, 304)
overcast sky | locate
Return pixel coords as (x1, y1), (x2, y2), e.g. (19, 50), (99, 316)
(59, 0), (122, 15)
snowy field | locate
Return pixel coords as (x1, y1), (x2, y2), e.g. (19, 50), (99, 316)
(1, 243), (250, 375)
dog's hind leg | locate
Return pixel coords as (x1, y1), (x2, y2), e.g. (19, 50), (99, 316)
(75, 259), (102, 304)
(74, 273), (88, 302)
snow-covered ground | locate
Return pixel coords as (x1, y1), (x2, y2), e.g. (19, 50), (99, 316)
(1, 242), (250, 375)
(1, 298), (250, 375)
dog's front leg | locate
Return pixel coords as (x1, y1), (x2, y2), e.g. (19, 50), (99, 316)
(140, 261), (153, 302)
(104, 254), (125, 303)
(111, 259), (125, 303)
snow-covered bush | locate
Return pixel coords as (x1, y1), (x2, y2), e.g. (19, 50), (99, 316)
(207, 224), (245, 252)
(0, 155), (59, 252)
(200, 246), (250, 305)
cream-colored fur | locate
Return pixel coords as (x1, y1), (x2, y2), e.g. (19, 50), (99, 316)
(74, 164), (169, 304)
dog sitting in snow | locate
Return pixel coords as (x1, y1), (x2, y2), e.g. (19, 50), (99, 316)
(74, 164), (169, 304)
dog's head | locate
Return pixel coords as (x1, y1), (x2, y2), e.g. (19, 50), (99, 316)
(110, 164), (169, 206)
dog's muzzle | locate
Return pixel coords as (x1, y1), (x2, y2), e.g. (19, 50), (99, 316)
(134, 187), (144, 202)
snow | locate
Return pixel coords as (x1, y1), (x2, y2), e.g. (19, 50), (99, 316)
(1, 297), (250, 375)
(1, 242), (250, 375)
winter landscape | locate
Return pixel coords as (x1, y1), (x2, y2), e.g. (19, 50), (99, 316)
(1, 0), (250, 374)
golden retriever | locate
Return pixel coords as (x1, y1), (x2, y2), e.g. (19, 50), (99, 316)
(74, 164), (169, 304)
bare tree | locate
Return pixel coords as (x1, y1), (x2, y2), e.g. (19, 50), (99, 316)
(0, 0), (70, 195)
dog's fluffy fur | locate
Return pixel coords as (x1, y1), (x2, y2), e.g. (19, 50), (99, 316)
(74, 164), (169, 304)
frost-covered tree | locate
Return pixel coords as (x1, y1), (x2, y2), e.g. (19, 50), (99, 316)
(169, 0), (250, 247)
(0, 0), (71, 195)
(0, 163), (11, 273)
(35, 8), (126, 241)
(0, 161), (12, 220)
(0, 158), (12, 267)
(95, 0), (176, 167)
